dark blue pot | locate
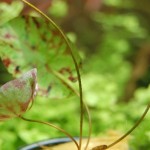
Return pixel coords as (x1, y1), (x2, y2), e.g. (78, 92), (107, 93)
(19, 137), (79, 150)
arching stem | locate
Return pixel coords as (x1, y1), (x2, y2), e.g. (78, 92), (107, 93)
(19, 116), (79, 150)
(92, 104), (150, 150)
(22, 0), (84, 149)
(106, 104), (150, 149)
(45, 64), (92, 150)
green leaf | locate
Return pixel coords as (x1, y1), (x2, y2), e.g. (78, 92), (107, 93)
(0, 1), (23, 26)
(0, 68), (37, 121)
(0, 16), (81, 99)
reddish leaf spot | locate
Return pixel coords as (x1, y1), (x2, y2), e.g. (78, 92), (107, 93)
(0, 115), (10, 120)
(59, 67), (77, 82)
(31, 71), (36, 79)
(68, 76), (77, 82)
(2, 58), (12, 67)
(59, 67), (71, 74)
(4, 33), (15, 39)
(13, 80), (26, 89)
(18, 101), (30, 112)
(2, 83), (10, 91)
(0, 0), (12, 4)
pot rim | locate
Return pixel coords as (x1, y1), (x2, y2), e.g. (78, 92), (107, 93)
(19, 137), (79, 150)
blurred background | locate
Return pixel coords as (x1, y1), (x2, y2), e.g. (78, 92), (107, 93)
(0, 0), (150, 149)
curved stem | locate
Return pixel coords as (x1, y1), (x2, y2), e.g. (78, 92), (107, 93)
(91, 104), (150, 150)
(106, 104), (150, 149)
(45, 64), (92, 150)
(19, 116), (79, 150)
(22, 0), (84, 149)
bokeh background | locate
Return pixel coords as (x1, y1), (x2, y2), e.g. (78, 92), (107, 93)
(0, 0), (150, 149)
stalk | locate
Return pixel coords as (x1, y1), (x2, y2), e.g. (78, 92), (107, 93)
(92, 104), (150, 150)
(106, 104), (150, 149)
(21, 0), (85, 149)
(19, 116), (79, 150)
(45, 64), (92, 150)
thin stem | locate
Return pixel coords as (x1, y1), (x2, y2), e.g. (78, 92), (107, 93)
(19, 116), (79, 150)
(45, 64), (92, 150)
(22, 0), (84, 149)
(84, 104), (92, 150)
(105, 104), (150, 149)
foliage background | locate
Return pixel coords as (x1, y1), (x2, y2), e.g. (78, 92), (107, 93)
(0, 0), (150, 150)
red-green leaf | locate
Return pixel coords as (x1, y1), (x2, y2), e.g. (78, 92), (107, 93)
(0, 68), (37, 121)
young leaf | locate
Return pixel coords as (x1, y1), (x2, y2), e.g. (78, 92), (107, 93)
(0, 68), (37, 121)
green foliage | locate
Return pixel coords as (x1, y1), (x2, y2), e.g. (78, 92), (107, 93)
(0, 96), (82, 149)
(49, 0), (68, 18)
(0, 1), (23, 26)
(0, 0), (150, 150)
(0, 16), (80, 99)
(0, 9), (81, 149)
(104, 0), (133, 7)
(93, 13), (147, 39)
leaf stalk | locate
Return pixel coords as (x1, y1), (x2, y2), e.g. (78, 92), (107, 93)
(21, 0), (85, 149)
